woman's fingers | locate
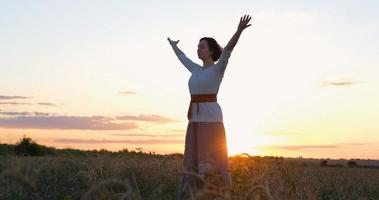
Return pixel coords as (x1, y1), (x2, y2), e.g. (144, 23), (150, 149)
(242, 15), (252, 24)
(167, 37), (180, 46)
(167, 37), (178, 45)
(241, 14), (251, 21)
(238, 14), (252, 31)
(243, 14), (251, 23)
(242, 14), (247, 22)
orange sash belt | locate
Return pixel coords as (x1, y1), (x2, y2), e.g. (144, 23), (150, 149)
(187, 93), (217, 120)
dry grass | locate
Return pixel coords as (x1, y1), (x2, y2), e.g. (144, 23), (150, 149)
(0, 152), (378, 200)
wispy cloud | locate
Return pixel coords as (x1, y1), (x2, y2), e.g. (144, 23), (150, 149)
(257, 131), (302, 135)
(321, 81), (360, 87)
(0, 111), (30, 116)
(0, 102), (33, 105)
(119, 91), (137, 95)
(261, 145), (338, 150)
(54, 138), (183, 144)
(37, 102), (58, 107)
(0, 116), (138, 130)
(171, 129), (185, 133)
(116, 114), (181, 124)
(0, 111), (53, 116)
(341, 142), (369, 146)
(261, 142), (370, 150)
(0, 95), (30, 100)
(111, 133), (183, 138)
(0, 112), (180, 130)
(0, 96), (57, 107)
(33, 112), (52, 116)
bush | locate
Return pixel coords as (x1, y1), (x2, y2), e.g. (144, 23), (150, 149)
(14, 136), (43, 156)
(320, 160), (328, 167)
(0, 143), (15, 155)
(348, 160), (358, 167)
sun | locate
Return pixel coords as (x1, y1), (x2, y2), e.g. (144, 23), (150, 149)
(226, 129), (282, 157)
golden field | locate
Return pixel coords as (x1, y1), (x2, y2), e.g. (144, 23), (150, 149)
(1, 146), (379, 200)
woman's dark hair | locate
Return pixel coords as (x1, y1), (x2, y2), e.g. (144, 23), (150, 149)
(199, 37), (222, 61)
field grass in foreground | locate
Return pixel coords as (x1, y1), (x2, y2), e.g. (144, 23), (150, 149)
(1, 150), (379, 200)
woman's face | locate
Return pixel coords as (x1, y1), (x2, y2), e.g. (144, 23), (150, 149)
(197, 40), (213, 60)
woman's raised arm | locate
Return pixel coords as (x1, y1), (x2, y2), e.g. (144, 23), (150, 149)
(224, 14), (252, 51)
(168, 37), (199, 73)
(167, 37), (184, 57)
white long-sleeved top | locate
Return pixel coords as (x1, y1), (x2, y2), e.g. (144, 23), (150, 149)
(177, 49), (232, 122)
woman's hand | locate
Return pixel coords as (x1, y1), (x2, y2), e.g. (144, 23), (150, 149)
(237, 14), (252, 32)
(224, 14), (252, 51)
(168, 37), (184, 57)
(167, 37), (180, 46)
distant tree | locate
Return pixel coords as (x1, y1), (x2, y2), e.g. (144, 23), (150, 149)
(98, 148), (111, 154)
(135, 147), (144, 153)
(320, 160), (328, 167)
(14, 135), (42, 156)
(347, 160), (358, 167)
(0, 143), (15, 155)
(118, 148), (129, 153)
(332, 163), (343, 168)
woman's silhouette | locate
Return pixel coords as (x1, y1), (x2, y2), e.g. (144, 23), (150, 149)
(168, 14), (252, 199)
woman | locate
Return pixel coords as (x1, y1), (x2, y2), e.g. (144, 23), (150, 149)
(168, 14), (252, 199)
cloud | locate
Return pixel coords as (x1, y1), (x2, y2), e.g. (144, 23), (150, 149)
(171, 129), (185, 133)
(53, 138), (183, 144)
(119, 91), (137, 95)
(37, 102), (58, 107)
(0, 111), (180, 130)
(0, 111), (30, 116)
(341, 142), (369, 146)
(261, 145), (338, 150)
(116, 114), (181, 124)
(321, 81), (360, 87)
(0, 111), (52, 116)
(261, 142), (370, 150)
(111, 133), (183, 138)
(0, 102), (32, 105)
(0, 116), (138, 130)
(0, 96), (57, 107)
(0, 95), (30, 100)
(33, 112), (52, 116)
(257, 131), (302, 135)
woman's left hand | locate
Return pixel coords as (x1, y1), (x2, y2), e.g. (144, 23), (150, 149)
(237, 14), (252, 31)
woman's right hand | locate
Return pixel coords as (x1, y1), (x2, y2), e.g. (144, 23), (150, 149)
(167, 37), (179, 46)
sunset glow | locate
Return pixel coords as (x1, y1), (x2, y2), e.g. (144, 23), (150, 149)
(1, 1), (378, 160)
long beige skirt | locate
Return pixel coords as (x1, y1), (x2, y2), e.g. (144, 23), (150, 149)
(176, 121), (232, 199)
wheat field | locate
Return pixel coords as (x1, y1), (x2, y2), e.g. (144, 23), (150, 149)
(0, 150), (379, 200)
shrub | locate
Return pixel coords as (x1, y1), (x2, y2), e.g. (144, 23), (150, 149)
(14, 136), (42, 156)
(320, 160), (328, 167)
(347, 160), (358, 167)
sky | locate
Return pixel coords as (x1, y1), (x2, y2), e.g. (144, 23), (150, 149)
(1, 0), (378, 160)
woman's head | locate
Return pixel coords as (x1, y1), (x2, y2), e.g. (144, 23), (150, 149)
(198, 37), (222, 62)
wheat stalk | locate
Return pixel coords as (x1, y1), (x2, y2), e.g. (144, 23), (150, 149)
(81, 178), (134, 200)
(244, 184), (274, 200)
(0, 169), (42, 200)
(0, 170), (37, 192)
